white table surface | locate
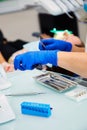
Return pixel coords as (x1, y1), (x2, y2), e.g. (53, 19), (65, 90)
(0, 69), (87, 130)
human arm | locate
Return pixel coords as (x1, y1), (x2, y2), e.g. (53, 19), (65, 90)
(0, 52), (6, 63)
(14, 50), (57, 70)
(71, 45), (85, 52)
(0, 52), (14, 72)
(39, 38), (72, 51)
(58, 52), (87, 78)
(14, 50), (87, 78)
(39, 38), (85, 52)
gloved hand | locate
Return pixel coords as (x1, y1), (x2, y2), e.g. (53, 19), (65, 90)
(39, 38), (72, 51)
(14, 50), (58, 70)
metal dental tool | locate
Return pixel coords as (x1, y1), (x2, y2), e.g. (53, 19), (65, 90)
(6, 92), (45, 96)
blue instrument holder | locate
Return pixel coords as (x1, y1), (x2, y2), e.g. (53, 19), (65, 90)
(21, 102), (52, 117)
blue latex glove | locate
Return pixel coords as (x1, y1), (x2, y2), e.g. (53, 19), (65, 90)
(39, 38), (72, 51)
(14, 50), (58, 70)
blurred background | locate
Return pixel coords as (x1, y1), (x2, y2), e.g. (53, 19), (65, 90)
(0, 0), (87, 43)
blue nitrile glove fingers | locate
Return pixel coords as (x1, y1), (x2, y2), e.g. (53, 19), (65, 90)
(14, 50), (58, 70)
(39, 38), (55, 50)
(14, 54), (27, 70)
(39, 38), (72, 51)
